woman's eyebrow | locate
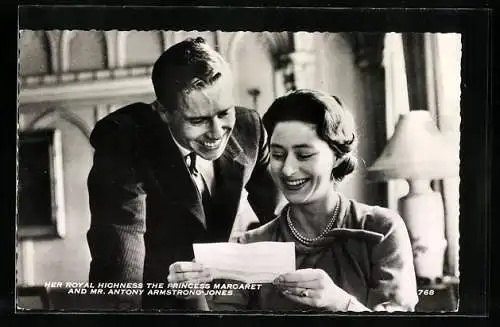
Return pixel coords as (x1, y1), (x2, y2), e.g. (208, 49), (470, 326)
(270, 144), (314, 150)
(292, 144), (313, 149)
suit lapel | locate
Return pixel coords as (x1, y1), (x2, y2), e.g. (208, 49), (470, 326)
(140, 109), (207, 228)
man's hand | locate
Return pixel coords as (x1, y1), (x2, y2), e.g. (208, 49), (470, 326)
(167, 261), (213, 299)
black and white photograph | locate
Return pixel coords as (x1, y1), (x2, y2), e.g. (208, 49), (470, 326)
(15, 6), (485, 315)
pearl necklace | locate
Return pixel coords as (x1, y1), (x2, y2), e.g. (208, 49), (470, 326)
(286, 196), (341, 244)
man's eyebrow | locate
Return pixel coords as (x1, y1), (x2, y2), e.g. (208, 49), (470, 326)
(183, 114), (209, 120)
(183, 107), (233, 120)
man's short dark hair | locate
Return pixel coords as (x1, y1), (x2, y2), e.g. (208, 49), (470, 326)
(152, 37), (227, 111)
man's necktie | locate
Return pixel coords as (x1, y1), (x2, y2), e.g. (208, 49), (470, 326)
(185, 152), (212, 229)
(186, 152), (199, 176)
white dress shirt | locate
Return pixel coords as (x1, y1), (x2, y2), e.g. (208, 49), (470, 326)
(169, 132), (215, 198)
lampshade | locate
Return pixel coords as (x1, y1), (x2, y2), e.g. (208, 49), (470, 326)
(368, 110), (459, 181)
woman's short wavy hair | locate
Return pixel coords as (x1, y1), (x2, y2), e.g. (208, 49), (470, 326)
(263, 89), (358, 181)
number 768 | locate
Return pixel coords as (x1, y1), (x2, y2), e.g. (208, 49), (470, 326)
(418, 289), (435, 296)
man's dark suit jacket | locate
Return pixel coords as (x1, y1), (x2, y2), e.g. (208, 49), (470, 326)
(86, 103), (278, 310)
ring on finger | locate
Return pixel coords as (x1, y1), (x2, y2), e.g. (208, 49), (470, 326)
(299, 289), (309, 297)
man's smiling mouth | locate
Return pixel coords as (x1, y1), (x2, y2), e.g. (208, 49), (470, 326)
(201, 139), (222, 149)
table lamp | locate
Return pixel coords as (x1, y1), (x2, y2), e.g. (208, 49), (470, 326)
(367, 110), (459, 281)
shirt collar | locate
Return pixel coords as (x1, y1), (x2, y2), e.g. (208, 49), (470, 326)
(170, 131), (192, 158)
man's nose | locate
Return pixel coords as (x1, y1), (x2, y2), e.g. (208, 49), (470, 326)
(281, 154), (298, 177)
(207, 117), (224, 139)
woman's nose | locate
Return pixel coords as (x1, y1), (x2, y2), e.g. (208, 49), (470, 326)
(281, 155), (298, 176)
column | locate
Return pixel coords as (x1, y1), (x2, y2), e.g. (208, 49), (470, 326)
(276, 32), (316, 93)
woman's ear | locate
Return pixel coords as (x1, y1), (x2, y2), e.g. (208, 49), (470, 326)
(331, 156), (344, 169)
(330, 156), (345, 181)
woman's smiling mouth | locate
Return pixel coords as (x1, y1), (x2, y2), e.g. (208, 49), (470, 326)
(282, 178), (309, 190)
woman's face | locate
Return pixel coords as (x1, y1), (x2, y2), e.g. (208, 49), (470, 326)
(269, 121), (339, 205)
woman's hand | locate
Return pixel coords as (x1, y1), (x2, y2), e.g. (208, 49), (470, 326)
(167, 261), (213, 299)
(273, 268), (352, 311)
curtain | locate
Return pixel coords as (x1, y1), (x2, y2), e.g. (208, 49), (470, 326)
(424, 33), (461, 277)
(383, 32), (461, 278)
(382, 33), (410, 212)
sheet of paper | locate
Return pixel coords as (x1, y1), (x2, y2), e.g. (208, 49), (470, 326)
(193, 242), (295, 284)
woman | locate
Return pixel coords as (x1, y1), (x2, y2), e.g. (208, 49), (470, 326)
(168, 89), (418, 311)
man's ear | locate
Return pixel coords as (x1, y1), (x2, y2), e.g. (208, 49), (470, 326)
(161, 110), (172, 123)
(157, 103), (173, 123)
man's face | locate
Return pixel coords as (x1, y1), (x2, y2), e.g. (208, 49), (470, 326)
(165, 74), (236, 161)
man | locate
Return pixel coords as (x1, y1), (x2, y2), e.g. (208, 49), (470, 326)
(86, 37), (279, 310)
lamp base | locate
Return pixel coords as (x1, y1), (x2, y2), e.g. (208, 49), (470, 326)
(399, 179), (447, 281)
